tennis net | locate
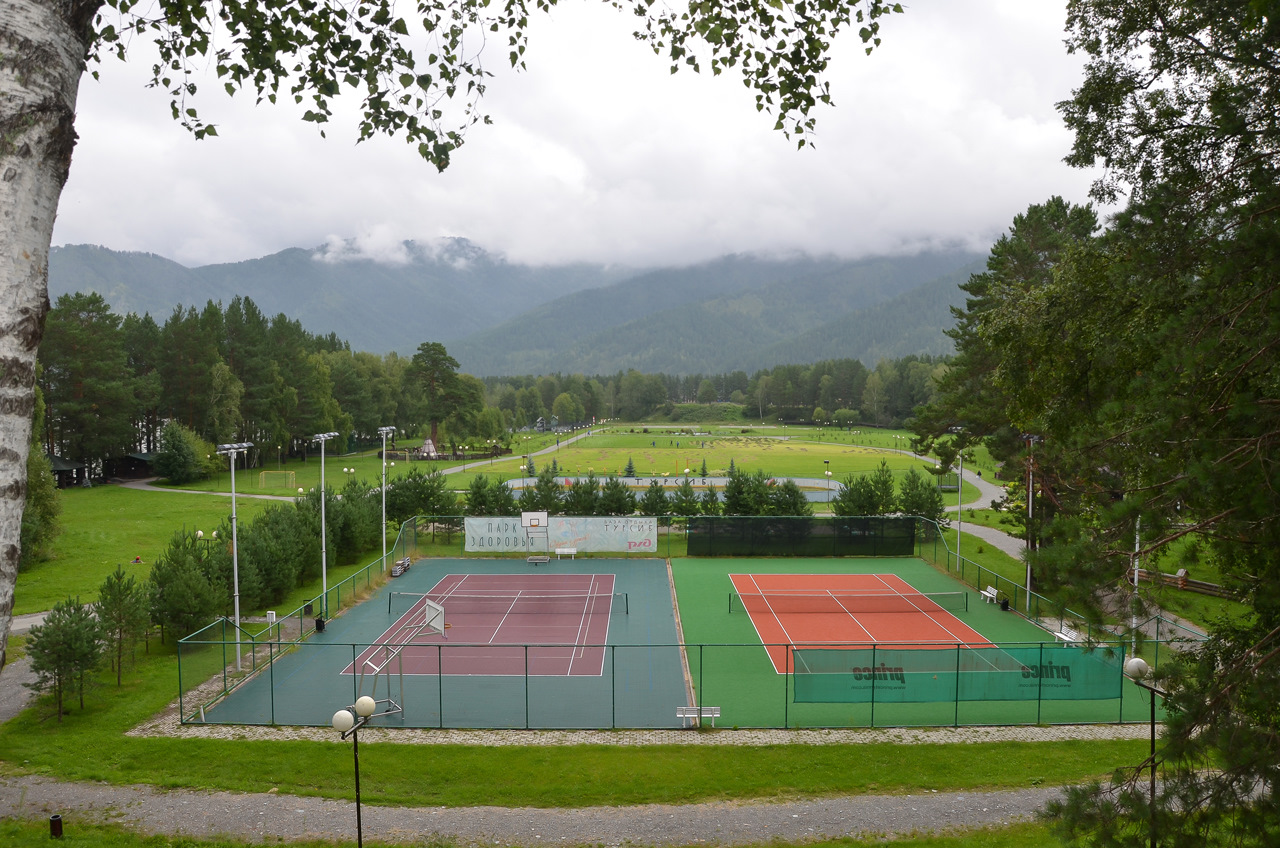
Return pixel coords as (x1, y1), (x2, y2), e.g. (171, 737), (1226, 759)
(729, 590), (967, 615)
(431, 591), (629, 615)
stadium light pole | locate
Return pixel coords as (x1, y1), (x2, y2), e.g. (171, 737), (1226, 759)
(948, 426), (965, 567)
(313, 432), (339, 619)
(824, 460), (831, 503)
(378, 426), (396, 572)
(216, 442), (254, 670)
(1023, 434), (1042, 613)
(332, 695), (378, 848)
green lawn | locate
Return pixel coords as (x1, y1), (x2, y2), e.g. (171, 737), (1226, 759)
(15, 486), (276, 614)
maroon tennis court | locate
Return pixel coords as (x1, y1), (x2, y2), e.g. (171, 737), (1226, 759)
(344, 573), (619, 677)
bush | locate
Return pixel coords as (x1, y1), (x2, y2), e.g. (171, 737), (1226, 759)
(153, 422), (219, 484)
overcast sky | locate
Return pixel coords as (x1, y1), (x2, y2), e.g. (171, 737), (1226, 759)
(52, 0), (1100, 269)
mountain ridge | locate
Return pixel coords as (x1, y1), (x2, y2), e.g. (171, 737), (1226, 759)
(49, 240), (984, 375)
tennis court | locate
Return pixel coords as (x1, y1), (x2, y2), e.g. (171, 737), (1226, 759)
(729, 572), (992, 672)
(676, 557), (1152, 727)
(347, 573), (620, 676)
(188, 558), (687, 728)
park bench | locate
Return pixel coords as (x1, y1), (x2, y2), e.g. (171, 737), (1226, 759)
(391, 557), (411, 577)
(555, 547), (577, 559)
(980, 586), (999, 604)
(676, 705), (721, 727)
(1055, 624), (1086, 644)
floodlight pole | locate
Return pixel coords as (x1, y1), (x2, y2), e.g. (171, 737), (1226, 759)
(378, 426), (396, 573)
(217, 441), (254, 670)
(948, 426), (964, 567)
(1023, 434), (1042, 613)
(313, 432), (339, 619)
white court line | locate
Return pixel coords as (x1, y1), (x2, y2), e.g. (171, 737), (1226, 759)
(868, 574), (987, 648)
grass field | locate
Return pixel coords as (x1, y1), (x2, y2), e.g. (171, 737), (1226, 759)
(150, 426), (981, 498)
(15, 486), (276, 614)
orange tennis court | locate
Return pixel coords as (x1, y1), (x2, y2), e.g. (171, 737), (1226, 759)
(730, 573), (995, 673)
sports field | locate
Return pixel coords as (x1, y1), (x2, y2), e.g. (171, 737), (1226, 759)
(184, 554), (1154, 730)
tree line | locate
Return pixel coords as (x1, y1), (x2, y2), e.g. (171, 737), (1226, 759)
(38, 289), (948, 481)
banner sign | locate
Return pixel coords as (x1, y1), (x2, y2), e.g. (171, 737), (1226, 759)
(464, 516), (659, 553)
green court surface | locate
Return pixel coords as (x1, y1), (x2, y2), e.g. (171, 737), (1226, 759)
(673, 557), (1159, 728)
(185, 558), (688, 729)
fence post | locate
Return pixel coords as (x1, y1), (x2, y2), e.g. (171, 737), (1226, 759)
(870, 644), (877, 728)
(784, 643), (790, 729)
(954, 645), (961, 727)
(1036, 642), (1044, 725)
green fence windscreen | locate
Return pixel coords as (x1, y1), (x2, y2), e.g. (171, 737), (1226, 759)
(792, 644), (1124, 704)
(687, 516), (918, 557)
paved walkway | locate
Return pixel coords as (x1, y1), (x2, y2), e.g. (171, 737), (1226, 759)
(0, 774), (1076, 846)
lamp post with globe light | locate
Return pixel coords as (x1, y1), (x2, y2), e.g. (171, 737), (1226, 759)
(332, 695), (378, 848)
(1124, 656), (1165, 848)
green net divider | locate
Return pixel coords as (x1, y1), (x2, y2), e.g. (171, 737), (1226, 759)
(688, 516), (918, 557)
(792, 643), (1125, 704)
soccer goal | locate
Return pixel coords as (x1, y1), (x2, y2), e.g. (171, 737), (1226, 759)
(259, 470), (297, 488)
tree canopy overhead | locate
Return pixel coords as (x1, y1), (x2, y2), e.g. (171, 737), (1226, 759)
(92, 0), (903, 168)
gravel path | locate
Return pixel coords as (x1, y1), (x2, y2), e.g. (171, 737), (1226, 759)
(0, 775), (1068, 845)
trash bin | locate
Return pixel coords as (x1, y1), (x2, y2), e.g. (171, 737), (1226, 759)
(315, 617), (326, 633)
(1000, 598), (1010, 612)
(304, 602), (313, 616)
(50, 814), (63, 838)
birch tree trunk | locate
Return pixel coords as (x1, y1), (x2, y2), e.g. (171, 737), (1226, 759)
(0, 0), (98, 667)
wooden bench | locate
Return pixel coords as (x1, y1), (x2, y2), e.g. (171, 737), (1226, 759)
(980, 585), (999, 604)
(676, 705), (721, 728)
(527, 555), (550, 565)
(555, 547), (577, 559)
(1055, 625), (1086, 644)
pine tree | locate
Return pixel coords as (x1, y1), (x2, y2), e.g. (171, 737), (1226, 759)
(96, 566), (151, 685)
(26, 597), (103, 720)
(638, 480), (669, 517)
(624, 457), (637, 477)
